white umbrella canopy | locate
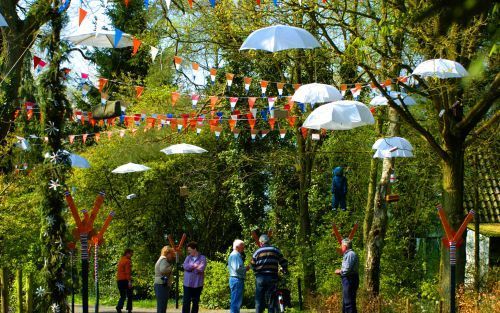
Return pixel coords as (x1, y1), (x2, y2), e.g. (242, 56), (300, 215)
(112, 162), (151, 174)
(370, 91), (417, 106)
(373, 149), (414, 158)
(291, 83), (343, 105)
(0, 12), (8, 27)
(372, 137), (413, 151)
(69, 153), (91, 168)
(412, 59), (468, 78)
(160, 143), (208, 155)
(65, 30), (133, 48)
(302, 100), (375, 130)
(240, 25), (321, 52)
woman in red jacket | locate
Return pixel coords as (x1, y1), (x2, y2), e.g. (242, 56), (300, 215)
(116, 249), (133, 313)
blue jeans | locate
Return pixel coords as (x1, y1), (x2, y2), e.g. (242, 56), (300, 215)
(154, 283), (169, 313)
(255, 275), (278, 313)
(182, 286), (203, 313)
(229, 277), (244, 313)
(341, 275), (359, 313)
(332, 195), (347, 211)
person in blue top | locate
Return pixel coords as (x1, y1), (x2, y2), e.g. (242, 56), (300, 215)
(228, 239), (249, 313)
(332, 166), (348, 211)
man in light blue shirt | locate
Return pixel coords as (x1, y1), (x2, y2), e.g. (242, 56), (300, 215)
(228, 239), (249, 313)
(335, 239), (359, 313)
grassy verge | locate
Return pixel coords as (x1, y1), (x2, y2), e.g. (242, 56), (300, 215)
(69, 295), (176, 309)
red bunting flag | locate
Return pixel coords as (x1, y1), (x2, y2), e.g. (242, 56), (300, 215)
(132, 38), (142, 55)
(98, 78), (108, 92)
(135, 86), (144, 98)
(287, 96), (295, 111)
(232, 128), (240, 139)
(256, 0), (261, 5)
(248, 97), (257, 109)
(246, 113), (256, 130)
(33, 56), (42, 69)
(229, 97), (238, 110)
(79, 8), (88, 26)
(191, 94), (200, 107)
(124, 0), (129, 7)
(228, 119), (237, 131)
(287, 116), (296, 127)
(171, 92), (180, 106)
(279, 129), (287, 139)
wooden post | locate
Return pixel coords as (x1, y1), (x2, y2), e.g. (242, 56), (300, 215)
(16, 269), (23, 313)
(25, 273), (32, 313)
(0, 268), (9, 313)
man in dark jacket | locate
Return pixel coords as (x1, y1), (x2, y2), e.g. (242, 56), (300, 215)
(332, 166), (348, 211)
(251, 235), (288, 313)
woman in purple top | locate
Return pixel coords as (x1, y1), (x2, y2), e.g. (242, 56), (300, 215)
(182, 241), (207, 313)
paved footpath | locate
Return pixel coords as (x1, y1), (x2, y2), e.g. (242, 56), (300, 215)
(75, 305), (253, 313)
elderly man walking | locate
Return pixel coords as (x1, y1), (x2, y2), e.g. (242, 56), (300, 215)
(335, 239), (359, 313)
(251, 235), (288, 313)
(228, 239), (249, 313)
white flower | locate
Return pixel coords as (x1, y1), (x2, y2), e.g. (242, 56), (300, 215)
(45, 121), (59, 135)
(50, 303), (60, 313)
(46, 215), (55, 227)
(48, 152), (59, 164)
(48, 179), (61, 191)
(35, 286), (46, 297)
(55, 282), (65, 292)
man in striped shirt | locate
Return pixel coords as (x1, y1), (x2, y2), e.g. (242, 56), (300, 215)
(251, 235), (288, 313)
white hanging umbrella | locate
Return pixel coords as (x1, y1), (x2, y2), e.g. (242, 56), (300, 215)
(412, 59), (468, 79)
(64, 30), (133, 48)
(240, 25), (321, 52)
(69, 153), (91, 168)
(160, 143), (208, 155)
(372, 137), (413, 151)
(370, 91), (417, 106)
(291, 83), (342, 105)
(303, 100), (375, 130)
(112, 162), (151, 174)
(0, 12), (8, 27)
(373, 149), (414, 158)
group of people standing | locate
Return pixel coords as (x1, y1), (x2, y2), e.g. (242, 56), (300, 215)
(115, 234), (359, 313)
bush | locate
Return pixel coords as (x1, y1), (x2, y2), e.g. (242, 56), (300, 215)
(200, 259), (231, 309)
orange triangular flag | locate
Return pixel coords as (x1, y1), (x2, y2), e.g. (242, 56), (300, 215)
(228, 119), (237, 131)
(124, 0), (129, 7)
(287, 116), (296, 127)
(135, 86), (144, 98)
(98, 78), (108, 92)
(78, 8), (88, 26)
(171, 92), (180, 106)
(268, 118), (276, 130)
(132, 38), (142, 55)
(95, 133), (100, 142)
(210, 96), (218, 110)
(188, 0), (194, 8)
(248, 97), (257, 109)
(301, 127), (308, 139)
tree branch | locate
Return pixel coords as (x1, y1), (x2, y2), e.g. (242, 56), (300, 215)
(464, 109), (500, 147)
(362, 63), (450, 161)
(455, 72), (500, 135)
